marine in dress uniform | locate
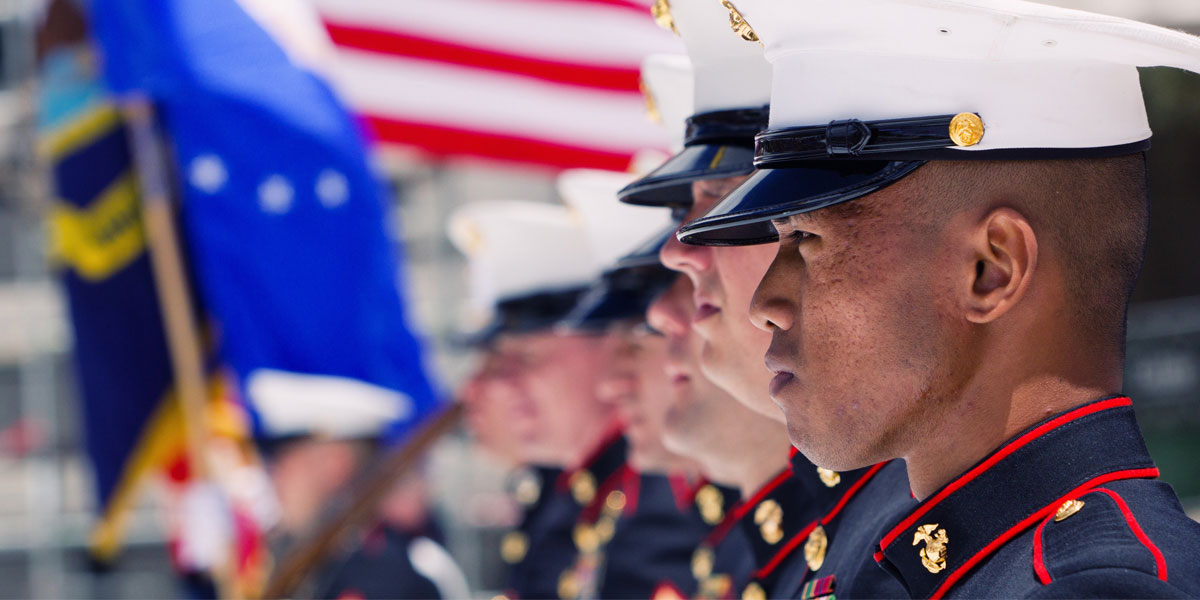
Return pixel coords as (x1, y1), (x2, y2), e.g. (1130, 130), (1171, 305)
(626, 2), (916, 597)
(675, 1), (1200, 597)
(249, 375), (466, 599)
(449, 200), (638, 599)
(558, 168), (738, 599)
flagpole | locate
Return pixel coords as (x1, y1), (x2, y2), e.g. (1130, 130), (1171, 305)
(120, 97), (238, 598)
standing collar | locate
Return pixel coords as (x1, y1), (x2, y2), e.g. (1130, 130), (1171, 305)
(557, 431), (629, 509)
(789, 447), (879, 516)
(876, 397), (1159, 599)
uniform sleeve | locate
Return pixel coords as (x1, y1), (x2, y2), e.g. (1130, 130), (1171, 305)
(1026, 568), (1190, 599)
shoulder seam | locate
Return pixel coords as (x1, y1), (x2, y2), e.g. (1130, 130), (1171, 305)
(1035, 488), (1168, 585)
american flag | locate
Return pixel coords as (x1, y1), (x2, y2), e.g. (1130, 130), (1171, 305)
(303, 0), (683, 172)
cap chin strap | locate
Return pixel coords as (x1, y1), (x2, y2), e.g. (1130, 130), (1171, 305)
(755, 114), (969, 165)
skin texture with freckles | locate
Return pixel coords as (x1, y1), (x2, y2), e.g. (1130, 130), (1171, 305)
(596, 323), (699, 474)
(659, 177), (782, 421)
(749, 159), (1140, 498)
(649, 275), (789, 496)
(493, 331), (620, 468)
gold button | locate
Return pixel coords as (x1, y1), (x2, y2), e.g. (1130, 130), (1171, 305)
(720, 0), (760, 44)
(816, 468), (841, 488)
(650, 0), (678, 35)
(500, 531), (528, 564)
(1055, 499), (1085, 522)
(692, 545), (715, 580)
(742, 581), (766, 600)
(913, 523), (948, 574)
(696, 484), (725, 525)
(570, 471), (596, 505)
(513, 472), (541, 506)
(558, 571), (579, 600)
(700, 575), (732, 599)
(804, 525), (828, 571)
(605, 490), (627, 514)
(574, 523), (600, 554)
(949, 113), (985, 147)
(594, 515), (616, 544)
(755, 499), (784, 545)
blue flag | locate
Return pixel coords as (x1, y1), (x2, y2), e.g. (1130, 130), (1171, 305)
(87, 0), (438, 441)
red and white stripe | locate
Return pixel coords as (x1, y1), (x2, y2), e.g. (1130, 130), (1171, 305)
(308, 0), (683, 171)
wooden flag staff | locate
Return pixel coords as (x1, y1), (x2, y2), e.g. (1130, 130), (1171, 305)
(121, 97), (237, 597)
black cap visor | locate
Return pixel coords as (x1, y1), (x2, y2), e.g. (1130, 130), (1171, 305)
(561, 265), (677, 332)
(676, 160), (925, 246)
(618, 143), (756, 207)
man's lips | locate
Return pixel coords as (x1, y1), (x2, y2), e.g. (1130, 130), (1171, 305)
(765, 352), (797, 398)
(693, 303), (719, 323)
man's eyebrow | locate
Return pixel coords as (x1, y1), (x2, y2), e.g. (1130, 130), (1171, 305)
(788, 212), (818, 226)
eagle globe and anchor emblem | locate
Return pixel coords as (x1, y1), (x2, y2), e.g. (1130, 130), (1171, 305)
(913, 523), (949, 573)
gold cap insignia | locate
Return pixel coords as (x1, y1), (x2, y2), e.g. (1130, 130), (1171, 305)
(804, 525), (828, 571)
(558, 571), (580, 600)
(640, 79), (662, 125)
(692, 545), (715, 580)
(720, 1), (760, 44)
(574, 522), (601, 554)
(913, 523), (949, 574)
(754, 499), (784, 545)
(500, 531), (529, 564)
(696, 484), (725, 525)
(816, 468), (841, 488)
(949, 113), (985, 147)
(742, 581), (766, 600)
(651, 0), (678, 35)
(1055, 499), (1085, 522)
(570, 471), (596, 505)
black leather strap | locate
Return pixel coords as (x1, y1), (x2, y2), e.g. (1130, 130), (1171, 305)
(755, 115), (963, 164)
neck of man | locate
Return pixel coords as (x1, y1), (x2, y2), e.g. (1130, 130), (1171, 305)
(701, 421), (791, 498)
(903, 325), (1125, 500)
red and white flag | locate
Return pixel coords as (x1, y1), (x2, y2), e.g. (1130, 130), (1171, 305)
(302, 0), (683, 172)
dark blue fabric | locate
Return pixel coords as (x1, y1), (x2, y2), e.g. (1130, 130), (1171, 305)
(776, 460), (914, 599)
(87, 0), (437, 441)
(317, 525), (445, 600)
(598, 477), (730, 598)
(877, 398), (1200, 598)
(505, 466), (580, 599)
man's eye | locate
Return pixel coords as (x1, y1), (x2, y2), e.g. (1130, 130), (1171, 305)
(788, 230), (815, 243)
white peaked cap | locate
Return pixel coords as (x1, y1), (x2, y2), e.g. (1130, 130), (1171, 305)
(556, 169), (674, 269)
(247, 369), (411, 440)
(664, 0), (772, 114)
(640, 53), (694, 150)
(726, 0), (1200, 153)
(448, 200), (601, 317)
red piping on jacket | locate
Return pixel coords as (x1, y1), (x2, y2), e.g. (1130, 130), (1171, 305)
(879, 398), (1132, 552)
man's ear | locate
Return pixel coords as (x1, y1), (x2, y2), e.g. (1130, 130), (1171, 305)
(964, 207), (1038, 324)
